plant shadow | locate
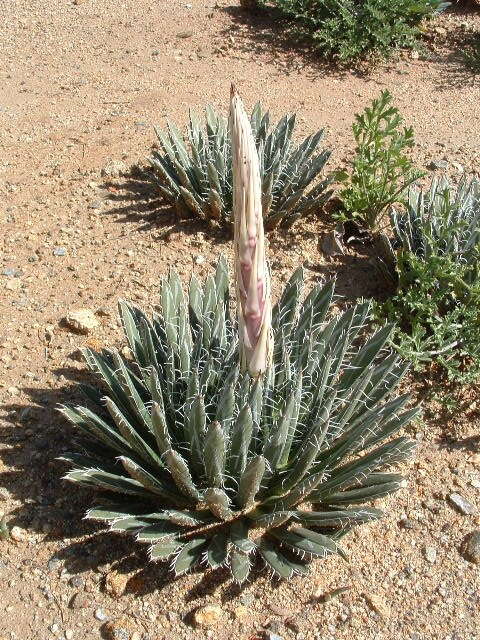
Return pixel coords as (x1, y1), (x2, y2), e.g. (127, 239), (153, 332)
(101, 167), (232, 246)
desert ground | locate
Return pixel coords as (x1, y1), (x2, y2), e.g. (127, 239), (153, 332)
(1, 1), (480, 639)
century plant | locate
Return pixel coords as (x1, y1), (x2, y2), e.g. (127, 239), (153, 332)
(59, 89), (417, 583)
(149, 101), (333, 230)
(377, 176), (480, 381)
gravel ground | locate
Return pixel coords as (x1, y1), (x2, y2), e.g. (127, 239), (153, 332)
(1, 2), (480, 640)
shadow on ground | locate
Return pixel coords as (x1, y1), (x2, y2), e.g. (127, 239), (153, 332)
(101, 167), (232, 246)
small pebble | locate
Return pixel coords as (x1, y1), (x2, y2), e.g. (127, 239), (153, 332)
(53, 247), (66, 256)
(69, 576), (84, 588)
(448, 493), (476, 515)
(95, 608), (108, 622)
(48, 558), (62, 572)
(65, 630), (74, 640)
(424, 546), (437, 564)
(193, 605), (223, 628)
(462, 530), (480, 564)
(2, 268), (23, 277)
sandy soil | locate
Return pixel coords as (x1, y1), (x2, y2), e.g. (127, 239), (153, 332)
(1, 2), (480, 640)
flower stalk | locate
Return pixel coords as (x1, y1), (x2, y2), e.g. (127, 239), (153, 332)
(229, 84), (273, 378)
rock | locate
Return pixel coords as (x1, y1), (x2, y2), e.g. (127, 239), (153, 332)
(448, 493), (476, 515)
(2, 268), (23, 277)
(399, 518), (416, 530)
(264, 633), (284, 640)
(53, 247), (66, 256)
(434, 26), (447, 36)
(424, 546), (437, 564)
(105, 571), (129, 598)
(10, 526), (27, 542)
(0, 516), (9, 540)
(427, 159), (448, 170)
(95, 608), (108, 622)
(195, 255), (205, 265)
(410, 50), (419, 60)
(365, 594), (390, 619)
(70, 592), (89, 609)
(65, 630), (74, 640)
(48, 558), (62, 572)
(88, 200), (103, 209)
(69, 576), (84, 588)
(462, 530), (480, 564)
(193, 605), (223, 627)
(121, 345), (133, 360)
(101, 160), (128, 179)
(471, 476), (480, 489)
(103, 617), (135, 640)
(130, 634), (141, 640)
(176, 31), (193, 38)
(64, 309), (99, 335)
(7, 386), (20, 396)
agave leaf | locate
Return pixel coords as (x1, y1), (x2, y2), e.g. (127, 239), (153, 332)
(204, 488), (234, 521)
(85, 503), (152, 523)
(105, 398), (162, 468)
(292, 507), (383, 527)
(270, 527), (341, 559)
(206, 532), (229, 568)
(120, 457), (186, 504)
(229, 405), (253, 480)
(258, 537), (295, 579)
(236, 455), (266, 508)
(248, 509), (294, 529)
(230, 519), (256, 554)
(313, 437), (415, 500)
(137, 521), (181, 543)
(59, 405), (131, 457)
(150, 539), (183, 561)
(164, 449), (202, 502)
(64, 469), (154, 498)
(321, 478), (407, 505)
(204, 421), (226, 488)
(173, 538), (208, 576)
(230, 550), (251, 584)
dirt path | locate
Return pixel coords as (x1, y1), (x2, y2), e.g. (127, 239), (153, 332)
(1, 2), (480, 639)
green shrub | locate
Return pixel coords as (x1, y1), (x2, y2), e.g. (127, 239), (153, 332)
(149, 103), (333, 230)
(59, 262), (417, 582)
(377, 177), (480, 383)
(257, 0), (449, 62)
(338, 90), (424, 232)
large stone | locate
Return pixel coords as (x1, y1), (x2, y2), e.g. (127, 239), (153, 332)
(193, 605), (223, 627)
(64, 309), (99, 335)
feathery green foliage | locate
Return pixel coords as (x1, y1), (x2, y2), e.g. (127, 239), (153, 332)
(149, 103), (333, 230)
(338, 90), (424, 232)
(254, 0), (449, 62)
(377, 177), (480, 382)
(60, 259), (417, 582)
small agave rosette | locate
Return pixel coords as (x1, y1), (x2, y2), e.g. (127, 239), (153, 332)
(230, 85), (273, 377)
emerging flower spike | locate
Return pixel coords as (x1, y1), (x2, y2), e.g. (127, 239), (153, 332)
(230, 85), (273, 377)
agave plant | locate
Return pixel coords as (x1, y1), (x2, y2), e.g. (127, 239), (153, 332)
(59, 260), (417, 581)
(391, 176), (480, 266)
(376, 176), (480, 380)
(149, 102), (333, 230)
(59, 89), (416, 583)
